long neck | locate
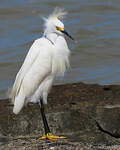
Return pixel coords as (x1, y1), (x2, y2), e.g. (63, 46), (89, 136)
(44, 31), (58, 44)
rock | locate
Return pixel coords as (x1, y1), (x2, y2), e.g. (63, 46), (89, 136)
(0, 82), (120, 149)
(96, 106), (120, 138)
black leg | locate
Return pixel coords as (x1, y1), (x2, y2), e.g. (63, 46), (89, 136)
(39, 99), (51, 135)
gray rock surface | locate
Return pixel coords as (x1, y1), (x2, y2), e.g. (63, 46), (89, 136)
(0, 82), (120, 149)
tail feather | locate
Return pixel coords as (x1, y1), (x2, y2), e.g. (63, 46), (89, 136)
(13, 88), (25, 114)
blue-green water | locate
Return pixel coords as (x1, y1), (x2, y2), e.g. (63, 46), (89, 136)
(0, 0), (120, 98)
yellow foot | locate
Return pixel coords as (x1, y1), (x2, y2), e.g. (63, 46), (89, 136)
(38, 133), (66, 142)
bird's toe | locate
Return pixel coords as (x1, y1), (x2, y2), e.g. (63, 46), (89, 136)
(38, 133), (66, 142)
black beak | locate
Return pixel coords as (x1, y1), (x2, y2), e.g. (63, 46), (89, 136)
(61, 30), (74, 41)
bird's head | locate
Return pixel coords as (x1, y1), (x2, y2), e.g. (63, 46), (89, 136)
(43, 8), (74, 40)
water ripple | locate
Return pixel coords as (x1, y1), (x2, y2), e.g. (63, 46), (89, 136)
(0, 0), (120, 98)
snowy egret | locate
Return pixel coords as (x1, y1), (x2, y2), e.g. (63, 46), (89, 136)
(10, 8), (74, 141)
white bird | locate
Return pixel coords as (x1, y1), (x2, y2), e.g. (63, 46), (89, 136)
(10, 8), (74, 141)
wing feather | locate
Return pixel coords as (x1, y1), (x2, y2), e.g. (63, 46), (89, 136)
(11, 39), (45, 101)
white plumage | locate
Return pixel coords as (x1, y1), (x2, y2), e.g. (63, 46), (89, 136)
(10, 8), (72, 114)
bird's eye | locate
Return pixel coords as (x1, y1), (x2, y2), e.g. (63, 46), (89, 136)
(56, 26), (64, 31)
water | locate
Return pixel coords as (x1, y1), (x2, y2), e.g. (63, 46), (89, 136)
(0, 0), (120, 98)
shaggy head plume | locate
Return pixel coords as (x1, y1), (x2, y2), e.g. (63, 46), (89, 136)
(49, 8), (67, 20)
(43, 8), (67, 33)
